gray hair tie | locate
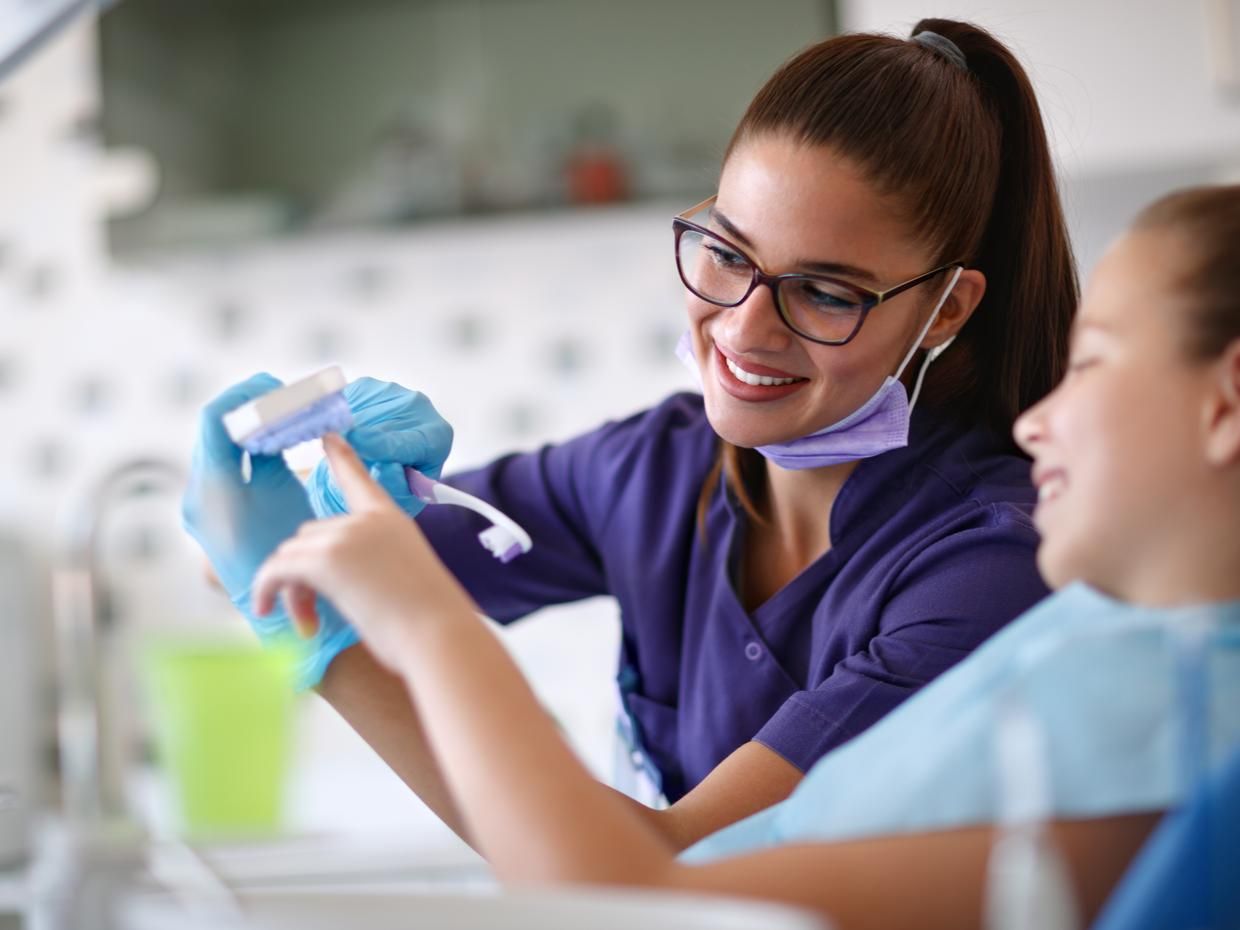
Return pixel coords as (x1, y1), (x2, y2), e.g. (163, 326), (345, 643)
(912, 30), (968, 72)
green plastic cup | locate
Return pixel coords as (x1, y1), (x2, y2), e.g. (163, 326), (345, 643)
(143, 638), (298, 838)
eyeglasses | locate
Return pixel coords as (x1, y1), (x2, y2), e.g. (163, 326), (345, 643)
(672, 196), (963, 346)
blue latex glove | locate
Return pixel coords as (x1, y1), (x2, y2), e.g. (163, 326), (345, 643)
(181, 373), (360, 689)
(306, 377), (454, 520)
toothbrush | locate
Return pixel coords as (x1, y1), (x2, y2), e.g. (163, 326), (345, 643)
(221, 367), (533, 562)
(404, 467), (533, 563)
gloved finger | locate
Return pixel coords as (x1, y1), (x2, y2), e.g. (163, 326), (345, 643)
(345, 421), (452, 477)
(194, 373), (284, 473)
(188, 468), (246, 554)
(408, 394), (454, 477)
(370, 462), (422, 510)
(248, 449), (302, 487)
(341, 376), (397, 413)
(305, 457), (344, 516)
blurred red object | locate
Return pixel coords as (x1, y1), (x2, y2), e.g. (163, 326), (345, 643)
(566, 145), (629, 205)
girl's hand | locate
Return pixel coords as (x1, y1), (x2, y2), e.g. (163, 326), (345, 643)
(253, 433), (473, 672)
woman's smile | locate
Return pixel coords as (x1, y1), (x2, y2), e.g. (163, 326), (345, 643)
(713, 343), (810, 403)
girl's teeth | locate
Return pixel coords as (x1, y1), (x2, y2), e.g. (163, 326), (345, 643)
(1038, 478), (1064, 502)
(726, 357), (799, 387)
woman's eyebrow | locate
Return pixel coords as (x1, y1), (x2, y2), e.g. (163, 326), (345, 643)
(710, 208), (756, 249)
(798, 258), (881, 285)
(711, 207), (880, 285)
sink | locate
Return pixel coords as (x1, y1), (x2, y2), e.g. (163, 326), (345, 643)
(186, 833), (491, 891)
(228, 887), (828, 930)
(21, 825), (830, 930)
(157, 838), (828, 929)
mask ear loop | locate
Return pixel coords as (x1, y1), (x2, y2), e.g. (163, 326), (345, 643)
(900, 265), (964, 411)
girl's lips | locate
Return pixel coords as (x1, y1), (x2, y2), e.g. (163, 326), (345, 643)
(713, 346), (809, 403)
(1031, 465), (1067, 497)
(1030, 466), (1067, 524)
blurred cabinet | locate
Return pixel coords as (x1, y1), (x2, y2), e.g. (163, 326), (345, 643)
(100, 0), (836, 252)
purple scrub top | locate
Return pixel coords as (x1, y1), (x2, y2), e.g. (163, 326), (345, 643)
(416, 393), (1049, 803)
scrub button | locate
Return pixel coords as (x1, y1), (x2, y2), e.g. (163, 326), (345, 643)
(744, 641), (763, 661)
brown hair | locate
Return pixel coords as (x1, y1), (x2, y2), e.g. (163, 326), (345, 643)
(1133, 184), (1240, 360)
(697, 19), (1078, 529)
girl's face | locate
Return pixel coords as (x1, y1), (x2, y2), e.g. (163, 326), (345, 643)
(1014, 229), (1218, 598)
(686, 136), (975, 449)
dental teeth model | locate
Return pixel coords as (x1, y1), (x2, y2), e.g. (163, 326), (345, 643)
(223, 367), (355, 456)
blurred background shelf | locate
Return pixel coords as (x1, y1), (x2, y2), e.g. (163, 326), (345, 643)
(98, 0), (836, 254)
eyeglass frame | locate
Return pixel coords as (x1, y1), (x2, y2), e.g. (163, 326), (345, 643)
(672, 195), (965, 347)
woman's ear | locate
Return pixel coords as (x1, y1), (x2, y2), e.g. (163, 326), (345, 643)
(1203, 339), (1240, 467)
(924, 269), (986, 348)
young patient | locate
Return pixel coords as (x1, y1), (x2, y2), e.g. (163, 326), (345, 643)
(250, 186), (1240, 930)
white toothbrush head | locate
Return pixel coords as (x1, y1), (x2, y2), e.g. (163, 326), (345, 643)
(478, 524), (531, 564)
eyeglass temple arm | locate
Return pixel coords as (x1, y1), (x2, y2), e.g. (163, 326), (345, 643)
(874, 262), (965, 304)
(677, 195), (717, 219)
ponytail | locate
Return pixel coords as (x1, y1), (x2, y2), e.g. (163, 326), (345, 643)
(912, 19), (1078, 433)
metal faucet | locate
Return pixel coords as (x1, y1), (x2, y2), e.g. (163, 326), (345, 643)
(39, 455), (263, 930)
(52, 457), (187, 825)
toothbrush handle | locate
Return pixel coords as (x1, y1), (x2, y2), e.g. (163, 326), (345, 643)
(404, 465), (440, 503)
(403, 466), (532, 553)
(404, 465), (507, 523)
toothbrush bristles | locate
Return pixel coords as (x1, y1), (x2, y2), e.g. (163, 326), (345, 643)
(479, 526), (525, 563)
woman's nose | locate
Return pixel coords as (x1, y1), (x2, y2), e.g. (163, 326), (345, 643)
(718, 280), (791, 350)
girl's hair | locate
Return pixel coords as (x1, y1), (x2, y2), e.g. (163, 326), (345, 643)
(1132, 184), (1240, 360)
(698, 19), (1078, 528)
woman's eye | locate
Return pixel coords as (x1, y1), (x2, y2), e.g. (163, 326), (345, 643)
(705, 242), (747, 267)
(803, 284), (858, 311)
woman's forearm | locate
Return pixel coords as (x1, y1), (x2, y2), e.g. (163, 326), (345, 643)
(389, 594), (678, 885)
(317, 643), (474, 844)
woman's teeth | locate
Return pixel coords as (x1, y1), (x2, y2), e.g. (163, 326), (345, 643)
(725, 357), (800, 387)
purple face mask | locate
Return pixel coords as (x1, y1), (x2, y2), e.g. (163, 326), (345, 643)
(677, 266), (962, 470)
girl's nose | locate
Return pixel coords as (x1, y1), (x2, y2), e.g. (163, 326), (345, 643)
(1013, 393), (1051, 455)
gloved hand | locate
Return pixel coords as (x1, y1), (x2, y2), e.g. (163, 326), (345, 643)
(181, 373), (359, 689)
(306, 377), (454, 520)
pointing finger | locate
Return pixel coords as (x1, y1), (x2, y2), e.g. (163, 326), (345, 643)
(323, 433), (392, 512)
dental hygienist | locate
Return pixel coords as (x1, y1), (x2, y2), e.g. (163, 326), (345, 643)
(184, 19), (1077, 850)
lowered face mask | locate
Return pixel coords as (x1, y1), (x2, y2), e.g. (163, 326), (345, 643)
(676, 266), (962, 470)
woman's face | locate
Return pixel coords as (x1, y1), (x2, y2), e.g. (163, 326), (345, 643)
(686, 136), (956, 449)
(1014, 229), (1217, 598)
